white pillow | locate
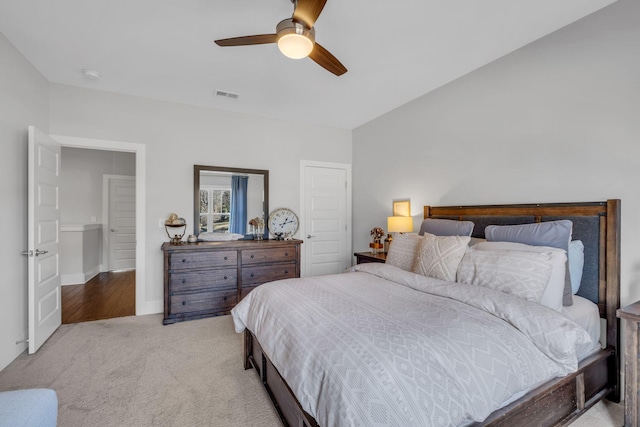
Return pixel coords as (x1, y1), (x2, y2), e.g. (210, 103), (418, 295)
(569, 240), (585, 294)
(473, 241), (567, 312)
(385, 233), (424, 271)
(412, 233), (470, 282)
(457, 247), (554, 304)
(485, 220), (573, 306)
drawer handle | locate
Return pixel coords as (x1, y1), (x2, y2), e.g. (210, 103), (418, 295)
(224, 276), (228, 280)
(224, 256), (228, 260)
(182, 279), (186, 284)
(284, 270), (289, 274)
(182, 259), (187, 263)
(223, 296), (227, 301)
(251, 255), (254, 259)
(285, 252), (289, 256)
(182, 301), (186, 306)
(250, 273), (254, 277)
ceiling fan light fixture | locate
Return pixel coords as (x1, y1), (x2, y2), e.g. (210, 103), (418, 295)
(278, 34), (314, 59)
(276, 18), (315, 59)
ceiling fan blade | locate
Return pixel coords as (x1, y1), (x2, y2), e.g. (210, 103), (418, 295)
(292, 0), (327, 29)
(215, 34), (277, 47)
(309, 43), (347, 76)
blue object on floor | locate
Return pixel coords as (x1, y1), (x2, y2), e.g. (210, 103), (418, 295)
(0, 388), (58, 427)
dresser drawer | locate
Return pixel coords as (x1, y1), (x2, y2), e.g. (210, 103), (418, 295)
(169, 268), (237, 293)
(242, 247), (297, 265)
(169, 250), (237, 271)
(170, 289), (237, 315)
(242, 263), (297, 286)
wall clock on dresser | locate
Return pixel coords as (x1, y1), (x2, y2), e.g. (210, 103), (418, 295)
(268, 208), (299, 240)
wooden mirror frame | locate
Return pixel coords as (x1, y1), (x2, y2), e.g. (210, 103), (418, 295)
(193, 165), (269, 238)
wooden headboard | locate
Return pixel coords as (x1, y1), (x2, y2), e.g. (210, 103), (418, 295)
(424, 200), (621, 356)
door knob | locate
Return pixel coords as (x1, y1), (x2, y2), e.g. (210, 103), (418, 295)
(307, 234), (315, 239)
(35, 249), (48, 256)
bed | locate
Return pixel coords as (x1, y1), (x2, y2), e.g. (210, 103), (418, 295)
(231, 200), (621, 427)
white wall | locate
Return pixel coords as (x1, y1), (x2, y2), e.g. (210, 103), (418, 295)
(60, 224), (102, 285)
(353, 0), (640, 306)
(61, 147), (135, 224)
(0, 32), (49, 370)
(49, 84), (352, 309)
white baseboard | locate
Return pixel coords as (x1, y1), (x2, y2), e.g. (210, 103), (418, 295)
(140, 299), (163, 316)
(61, 267), (100, 286)
(61, 273), (85, 286)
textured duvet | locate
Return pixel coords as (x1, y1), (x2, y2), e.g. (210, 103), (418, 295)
(231, 263), (592, 427)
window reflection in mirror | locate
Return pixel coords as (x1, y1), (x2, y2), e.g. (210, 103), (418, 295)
(199, 177), (231, 232)
(194, 166), (269, 238)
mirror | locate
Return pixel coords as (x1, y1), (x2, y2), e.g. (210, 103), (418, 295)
(194, 165), (269, 238)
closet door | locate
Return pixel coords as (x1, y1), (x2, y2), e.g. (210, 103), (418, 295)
(107, 176), (136, 271)
(302, 163), (350, 276)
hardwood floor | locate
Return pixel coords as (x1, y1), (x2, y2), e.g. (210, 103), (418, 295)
(62, 270), (135, 324)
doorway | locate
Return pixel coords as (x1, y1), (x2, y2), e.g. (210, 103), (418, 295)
(51, 134), (146, 317)
(59, 147), (136, 323)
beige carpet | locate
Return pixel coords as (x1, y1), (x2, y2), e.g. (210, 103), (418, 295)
(0, 314), (281, 426)
(0, 314), (624, 426)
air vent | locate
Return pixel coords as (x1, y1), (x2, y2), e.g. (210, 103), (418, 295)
(214, 90), (239, 100)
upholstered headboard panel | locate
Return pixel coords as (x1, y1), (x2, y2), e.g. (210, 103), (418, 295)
(424, 200), (620, 331)
(429, 213), (601, 304)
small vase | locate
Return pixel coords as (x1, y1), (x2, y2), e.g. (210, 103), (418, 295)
(370, 238), (383, 254)
(384, 234), (392, 253)
(255, 225), (264, 240)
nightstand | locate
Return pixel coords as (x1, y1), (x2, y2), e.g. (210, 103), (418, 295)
(354, 252), (387, 264)
(617, 301), (640, 426)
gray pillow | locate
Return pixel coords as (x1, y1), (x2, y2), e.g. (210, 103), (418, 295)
(485, 220), (573, 306)
(419, 218), (474, 237)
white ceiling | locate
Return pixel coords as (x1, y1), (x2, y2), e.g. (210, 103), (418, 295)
(0, 0), (616, 129)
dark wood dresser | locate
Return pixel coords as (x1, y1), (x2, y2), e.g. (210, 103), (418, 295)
(162, 239), (302, 325)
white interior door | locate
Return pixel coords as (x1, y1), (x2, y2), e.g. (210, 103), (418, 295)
(27, 126), (62, 354)
(302, 164), (350, 276)
(108, 176), (136, 271)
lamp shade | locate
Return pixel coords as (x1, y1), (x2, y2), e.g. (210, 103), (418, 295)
(387, 216), (413, 233)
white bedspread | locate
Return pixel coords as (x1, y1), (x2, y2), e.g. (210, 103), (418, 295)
(231, 263), (592, 427)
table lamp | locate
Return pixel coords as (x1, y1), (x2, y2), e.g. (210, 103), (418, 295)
(386, 216), (414, 252)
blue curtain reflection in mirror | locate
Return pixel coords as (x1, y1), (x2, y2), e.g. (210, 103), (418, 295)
(229, 175), (248, 234)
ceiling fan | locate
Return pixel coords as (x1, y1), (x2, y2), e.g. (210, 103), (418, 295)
(214, 0), (347, 76)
